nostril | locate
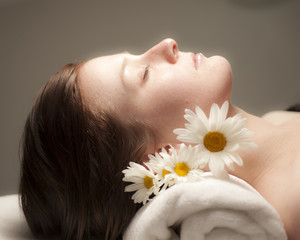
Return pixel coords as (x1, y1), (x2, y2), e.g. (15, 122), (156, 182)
(173, 43), (177, 54)
(161, 38), (178, 63)
(172, 43), (178, 59)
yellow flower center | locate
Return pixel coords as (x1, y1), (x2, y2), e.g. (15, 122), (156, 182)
(144, 176), (154, 189)
(174, 162), (190, 176)
(203, 131), (227, 152)
(162, 169), (171, 178)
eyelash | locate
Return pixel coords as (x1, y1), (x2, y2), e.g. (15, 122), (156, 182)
(143, 65), (150, 81)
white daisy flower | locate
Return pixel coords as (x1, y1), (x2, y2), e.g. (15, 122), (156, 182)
(146, 147), (175, 190)
(148, 144), (204, 187)
(147, 147), (172, 181)
(122, 162), (159, 205)
(173, 101), (257, 178)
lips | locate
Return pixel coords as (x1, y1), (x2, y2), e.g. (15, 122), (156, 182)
(194, 53), (203, 70)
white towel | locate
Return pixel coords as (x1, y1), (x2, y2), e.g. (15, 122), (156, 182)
(0, 194), (33, 240)
(123, 173), (287, 240)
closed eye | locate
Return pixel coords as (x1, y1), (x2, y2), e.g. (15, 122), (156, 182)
(143, 65), (150, 81)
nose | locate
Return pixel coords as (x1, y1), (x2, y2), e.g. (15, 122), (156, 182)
(145, 38), (178, 64)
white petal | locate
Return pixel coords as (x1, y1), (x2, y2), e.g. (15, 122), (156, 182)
(239, 141), (258, 150)
(195, 106), (209, 127)
(209, 103), (219, 120)
(184, 115), (198, 125)
(209, 120), (217, 131)
(224, 118), (248, 136)
(196, 151), (210, 168)
(177, 135), (198, 144)
(184, 109), (197, 122)
(214, 103), (227, 129)
(123, 176), (144, 183)
(173, 128), (189, 135)
(225, 143), (239, 152)
(132, 190), (147, 204)
(223, 154), (235, 171)
(125, 183), (144, 192)
(229, 152), (243, 166)
(220, 101), (229, 120)
(208, 155), (228, 179)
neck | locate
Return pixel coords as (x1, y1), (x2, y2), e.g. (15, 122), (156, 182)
(227, 104), (287, 187)
(229, 104), (300, 240)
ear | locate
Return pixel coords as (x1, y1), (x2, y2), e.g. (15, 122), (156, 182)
(141, 143), (183, 164)
(141, 145), (170, 163)
(141, 154), (151, 164)
(170, 143), (182, 152)
(157, 144), (182, 154)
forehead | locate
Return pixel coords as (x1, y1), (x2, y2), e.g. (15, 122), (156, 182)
(79, 53), (126, 110)
(83, 53), (124, 75)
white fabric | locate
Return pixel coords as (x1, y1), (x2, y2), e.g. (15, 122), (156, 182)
(0, 194), (33, 239)
(123, 173), (287, 240)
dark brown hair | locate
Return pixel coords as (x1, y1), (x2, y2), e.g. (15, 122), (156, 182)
(19, 63), (155, 239)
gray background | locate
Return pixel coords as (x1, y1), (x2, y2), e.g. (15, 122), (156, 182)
(1, 0), (299, 195)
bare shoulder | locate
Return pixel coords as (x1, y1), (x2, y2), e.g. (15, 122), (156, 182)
(261, 111), (300, 126)
(261, 110), (300, 239)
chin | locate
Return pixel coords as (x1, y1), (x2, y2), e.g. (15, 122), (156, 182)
(209, 55), (232, 106)
(210, 55), (232, 75)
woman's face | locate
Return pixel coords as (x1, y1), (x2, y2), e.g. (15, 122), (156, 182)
(79, 38), (232, 148)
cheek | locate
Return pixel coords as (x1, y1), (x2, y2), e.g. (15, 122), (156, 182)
(144, 88), (186, 117)
(147, 67), (232, 118)
(129, 58), (232, 132)
(139, 70), (188, 112)
(131, 84), (187, 136)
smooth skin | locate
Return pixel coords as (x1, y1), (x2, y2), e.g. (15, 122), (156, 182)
(79, 39), (232, 146)
(79, 38), (300, 239)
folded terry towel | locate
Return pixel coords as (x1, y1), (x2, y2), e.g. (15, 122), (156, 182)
(123, 173), (287, 240)
(0, 194), (33, 240)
